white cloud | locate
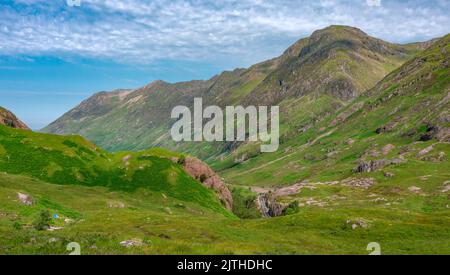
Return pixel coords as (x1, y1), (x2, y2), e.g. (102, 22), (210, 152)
(0, 0), (448, 65)
(366, 0), (382, 7)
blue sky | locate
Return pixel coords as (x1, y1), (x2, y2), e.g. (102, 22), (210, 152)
(0, 0), (449, 129)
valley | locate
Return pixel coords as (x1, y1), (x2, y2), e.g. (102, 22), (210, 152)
(1, 26), (449, 255)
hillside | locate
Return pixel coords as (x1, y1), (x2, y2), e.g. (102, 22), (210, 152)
(2, 171), (449, 255)
(219, 33), (450, 186)
(42, 26), (426, 161)
(0, 125), (231, 215)
(1, 35), (449, 255)
(218, 34), (449, 227)
(0, 107), (29, 130)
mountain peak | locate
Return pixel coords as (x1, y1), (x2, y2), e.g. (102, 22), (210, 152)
(315, 25), (367, 35)
(0, 107), (30, 130)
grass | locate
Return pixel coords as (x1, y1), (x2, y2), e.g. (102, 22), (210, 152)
(0, 125), (229, 216)
(1, 172), (449, 254)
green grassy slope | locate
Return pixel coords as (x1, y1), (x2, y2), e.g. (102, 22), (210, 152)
(0, 125), (229, 215)
(216, 35), (450, 245)
(1, 172), (449, 254)
(218, 34), (450, 187)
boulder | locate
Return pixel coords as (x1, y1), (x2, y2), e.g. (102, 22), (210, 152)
(120, 238), (143, 247)
(17, 192), (33, 205)
(182, 157), (233, 210)
(408, 186), (422, 193)
(382, 144), (395, 155)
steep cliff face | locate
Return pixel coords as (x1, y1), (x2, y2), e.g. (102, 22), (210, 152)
(181, 157), (233, 210)
(0, 107), (29, 130)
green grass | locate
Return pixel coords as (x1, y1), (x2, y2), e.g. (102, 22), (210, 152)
(0, 125), (229, 216)
(1, 172), (449, 254)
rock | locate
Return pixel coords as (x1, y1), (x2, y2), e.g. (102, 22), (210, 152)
(108, 201), (125, 208)
(122, 155), (131, 166)
(342, 178), (376, 189)
(384, 171), (395, 178)
(120, 238), (143, 247)
(48, 237), (59, 243)
(47, 226), (64, 231)
(421, 151), (446, 162)
(382, 144), (395, 155)
(164, 207), (172, 214)
(182, 157), (233, 210)
(346, 138), (355, 145)
(418, 145), (434, 156)
(353, 158), (405, 173)
(408, 186), (422, 193)
(376, 124), (395, 134)
(169, 157), (178, 163)
(0, 107), (30, 129)
(353, 160), (387, 173)
(435, 127), (450, 142)
(256, 193), (285, 217)
(17, 192), (33, 205)
(346, 218), (369, 230)
(442, 181), (450, 193)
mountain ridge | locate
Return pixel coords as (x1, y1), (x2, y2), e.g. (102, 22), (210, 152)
(42, 26), (435, 161)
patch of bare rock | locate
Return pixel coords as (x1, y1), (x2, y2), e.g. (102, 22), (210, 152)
(17, 192), (33, 205)
(346, 218), (369, 230)
(408, 186), (422, 194)
(120, 238), (144, 247)
(341, 178), (376, 189)
(353, 158), (406, 173)
(178, 156), (233, 210)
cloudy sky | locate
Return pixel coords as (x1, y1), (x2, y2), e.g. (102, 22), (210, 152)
(1, 0), (449, 129)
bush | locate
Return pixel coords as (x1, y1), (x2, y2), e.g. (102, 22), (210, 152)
(282, 201), (299, 216)
(13, 222), (22, 231)
(199, 174), (208, 183)
(33, 210), (51, 231)
(177, 155), (186, 165)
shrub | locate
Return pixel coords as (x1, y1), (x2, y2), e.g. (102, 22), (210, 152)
(199, 174), (208, 183)
(13, 222), (22, 231)
(33, 210), (51, 231)
(177, 155), (186, 165)
(282, 201), (299, 215)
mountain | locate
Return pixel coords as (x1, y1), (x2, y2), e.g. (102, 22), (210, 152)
(0, 107), (29, 130)
(1, 30), (449, 256)
(220, 33), (449, 188)
(42, 26), (427, 161)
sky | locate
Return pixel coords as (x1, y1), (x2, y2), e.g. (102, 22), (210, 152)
(0, 0), (449, 129)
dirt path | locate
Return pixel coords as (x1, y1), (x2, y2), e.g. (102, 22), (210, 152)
(233, 129), (336, 177)
(242, 182), (313, 197)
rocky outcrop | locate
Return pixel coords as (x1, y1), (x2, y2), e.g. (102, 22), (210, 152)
(353, 158), (405, 173)
(256, 193), (285, 217)
(342, 178), (376, 189)
(17, 192), (33, 205)
(181, 157), (233, 210)
(0, 107), (29, 130)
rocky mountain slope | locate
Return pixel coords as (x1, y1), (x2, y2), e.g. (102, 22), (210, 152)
(1, 29), (449, 256)
(42, 26), (426, 161)
(220, 33), (449, 190)
(0, 107), (29, 130)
